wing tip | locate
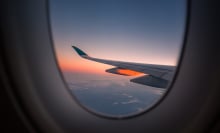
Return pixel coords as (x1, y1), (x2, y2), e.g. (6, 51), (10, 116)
(72, 46), (88, 56)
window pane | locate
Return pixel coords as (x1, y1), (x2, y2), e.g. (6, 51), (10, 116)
(50, 0), (186, 118)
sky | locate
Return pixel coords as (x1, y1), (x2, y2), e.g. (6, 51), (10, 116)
(50, 0), (186, 74)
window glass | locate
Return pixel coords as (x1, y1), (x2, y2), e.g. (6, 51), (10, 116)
(50, 0), (186, 118)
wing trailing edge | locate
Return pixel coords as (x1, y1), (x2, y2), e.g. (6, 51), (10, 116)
(130, 75), (169, 88)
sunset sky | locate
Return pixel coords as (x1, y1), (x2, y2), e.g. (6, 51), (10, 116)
(50, 0), (186, 75)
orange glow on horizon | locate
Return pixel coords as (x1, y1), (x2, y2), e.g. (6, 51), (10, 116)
(56, 53), (112, 74)
(117, 69), (143, 76)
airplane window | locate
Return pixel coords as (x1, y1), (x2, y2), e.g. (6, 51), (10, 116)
(50, 0), (186, 118)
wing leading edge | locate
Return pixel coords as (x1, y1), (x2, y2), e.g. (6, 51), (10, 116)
(72, 46), (175, 88)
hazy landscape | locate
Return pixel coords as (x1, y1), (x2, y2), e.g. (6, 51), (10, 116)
(64, 71), (164, 117)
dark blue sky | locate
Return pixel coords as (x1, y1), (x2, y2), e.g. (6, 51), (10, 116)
(52, 0), (185, 40)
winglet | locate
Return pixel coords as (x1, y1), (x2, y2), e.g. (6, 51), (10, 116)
(72, 46), (88, 56)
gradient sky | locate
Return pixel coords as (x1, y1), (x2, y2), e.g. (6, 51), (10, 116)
(50, 0), (186, 74)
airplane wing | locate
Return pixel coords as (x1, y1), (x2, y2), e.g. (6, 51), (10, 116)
(72, 46), (176, 88)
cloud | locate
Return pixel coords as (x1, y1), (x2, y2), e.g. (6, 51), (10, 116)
(121, 99), (140, 105)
